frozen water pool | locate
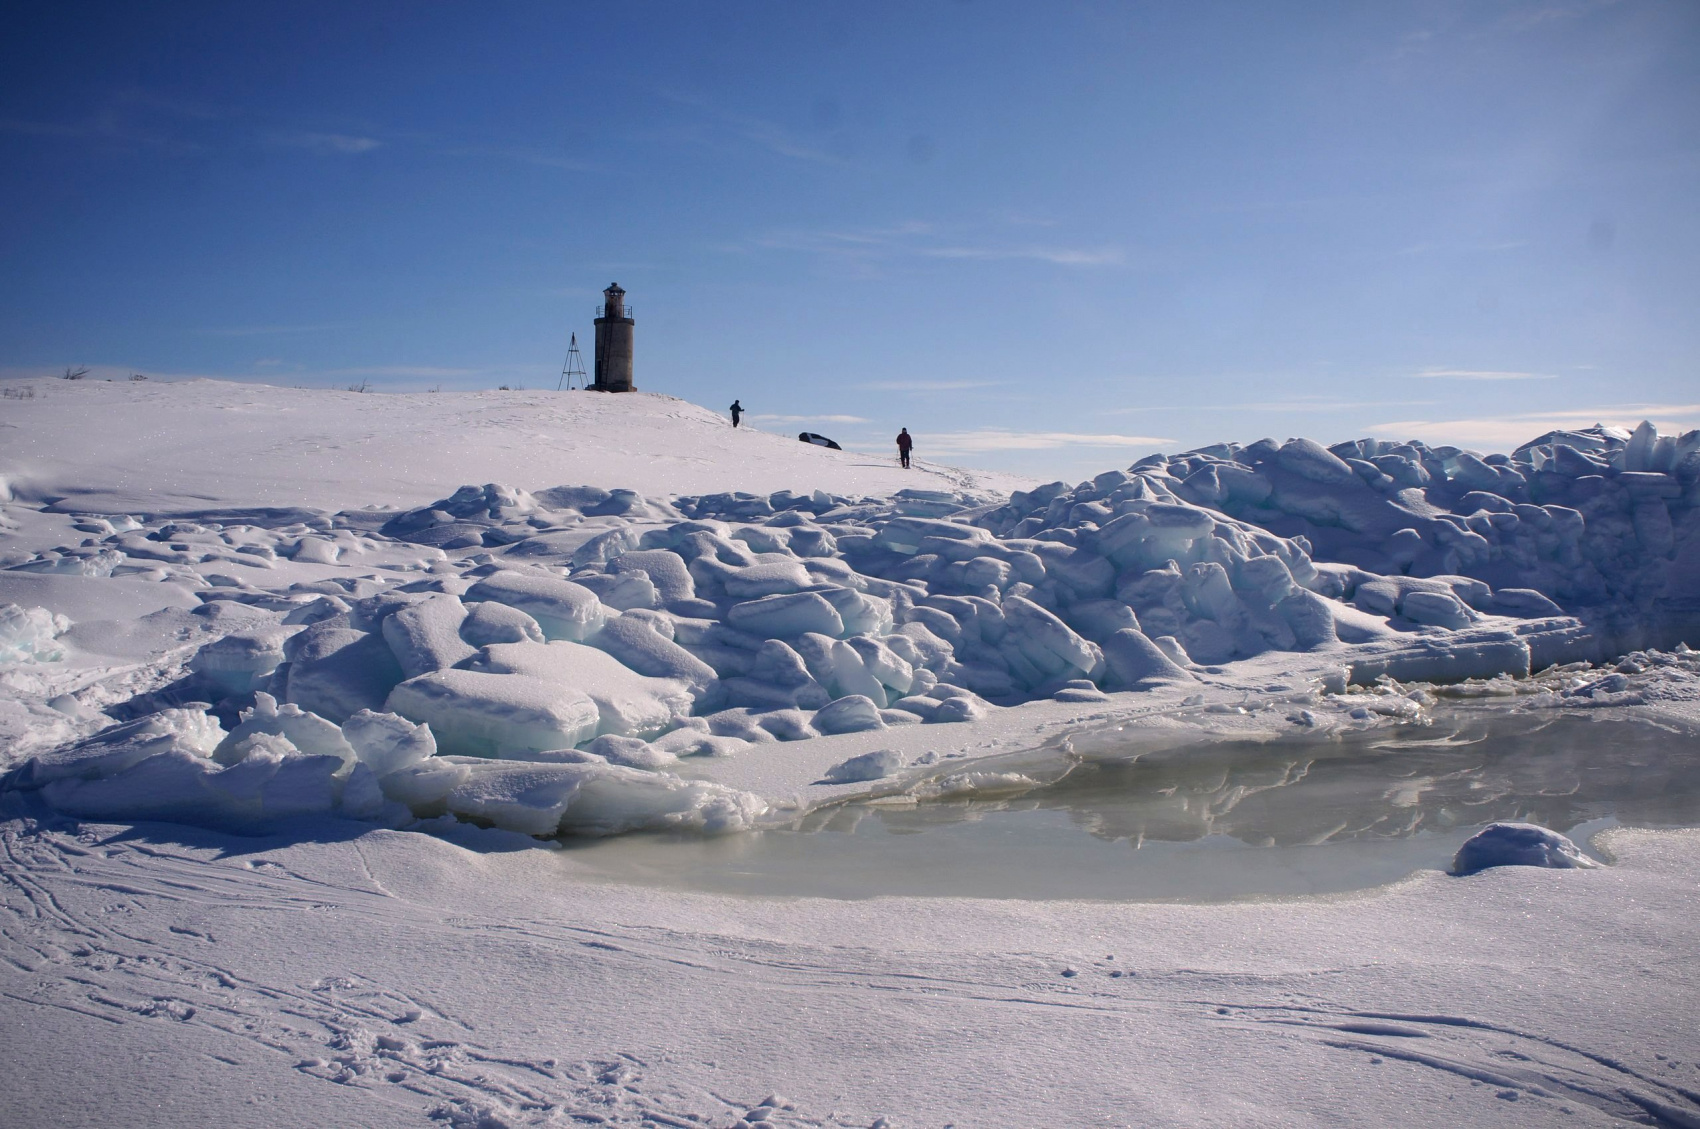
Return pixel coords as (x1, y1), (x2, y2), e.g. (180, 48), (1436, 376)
(561, 708), (1700, 901)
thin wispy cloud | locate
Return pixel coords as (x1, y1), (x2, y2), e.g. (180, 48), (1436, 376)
(1498, 0), (1625, 33)
(922, 245), (1125, 267)
(923, 430), (1172, 454)
(437, 142), (601, 172)
(983, 208), (1060, 228)
(735, 121), (850, 167)
(657, 90), (853, 169)
(326, 366), (489, 379)
(1120, 397), (1440, 414)
(2, 110), (192, 151)
(195, 323), (354, 337)
(272, 131), (383, 155)
(751, 223), (933, 256)
(858, 379), (1008, 392)
(1413, 368), (1556, 381)
(0, 362), (537, 388)
(0, 91), (216, 152)
(0, 117), (98, 139)
(1393, 0), (1621, 61)
(8, 94), (602, 177)
(748, 413), (870, 425)
(1397, 240), (1526, 256)
(10, 103), (383, 163)
(742, 220), (1125, 272)
(1370, 402), (1700, 449)
(270, 123), (607, 170)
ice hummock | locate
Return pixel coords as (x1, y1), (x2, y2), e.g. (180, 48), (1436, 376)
(3, 389), (1696, 844)
(0, 603), (71, 664)
(0, 692), (768, 838)
(1452, 822), (1600, 876)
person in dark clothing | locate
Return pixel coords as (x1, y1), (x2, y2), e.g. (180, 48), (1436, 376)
(729, 400), (742, 428)
(896, 427), (913, 468)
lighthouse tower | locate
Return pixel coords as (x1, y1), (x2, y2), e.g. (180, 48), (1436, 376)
(591, 283), (635, 392)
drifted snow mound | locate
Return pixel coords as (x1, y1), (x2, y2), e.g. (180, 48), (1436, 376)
(15, 422), (1696, 843)
(1451, 822), (1600, 876)
(1023, 421), (1699, 654)
(0, 604), (71, 664)
(820, 749), (905, 784)
(0, 697), (767, 838)
(376, 482), (681, 550)
(0, 700), (359, 827)
(134, 429), (1672, 770)
(467, 641), (694, 739)
(428, 758), (765, 837)
(385, 669), (603, 758)
(464, 571), (607, 642)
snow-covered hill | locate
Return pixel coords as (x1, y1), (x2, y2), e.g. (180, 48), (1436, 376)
(0, 378), (1030, 515)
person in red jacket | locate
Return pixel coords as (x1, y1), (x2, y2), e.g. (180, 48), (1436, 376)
(896, 427), (913, 469)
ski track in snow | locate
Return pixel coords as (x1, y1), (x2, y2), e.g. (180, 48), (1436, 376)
(1215, 1003), (1700, 1126)
(0, 824), (838, 1128)
(6, 820), (1699, 1127)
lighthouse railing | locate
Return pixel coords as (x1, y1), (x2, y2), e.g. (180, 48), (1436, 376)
(594, 304), (634, 319)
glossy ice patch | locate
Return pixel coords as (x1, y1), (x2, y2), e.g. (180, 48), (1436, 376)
(563, 708), (1700, 900)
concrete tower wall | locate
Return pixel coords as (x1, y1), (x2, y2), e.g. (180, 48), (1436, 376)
(592, 283), (635, 392)
(593, 318), (634, 392)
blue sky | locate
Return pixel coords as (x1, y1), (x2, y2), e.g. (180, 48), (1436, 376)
(3, 1), (1697, 480)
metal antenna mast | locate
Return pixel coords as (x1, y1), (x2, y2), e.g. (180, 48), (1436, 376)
(557, 332), (588, 391)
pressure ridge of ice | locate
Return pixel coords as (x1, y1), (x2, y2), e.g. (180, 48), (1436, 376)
(4, 415), (1697, 839)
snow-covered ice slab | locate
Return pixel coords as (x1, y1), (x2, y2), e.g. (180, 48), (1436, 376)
(386, 669), (603, 758)
(0, 603), (69, 663)
(468, 639), (694, 738)
(437, 757), (765, 837)
(1452, 823), (1600, 876)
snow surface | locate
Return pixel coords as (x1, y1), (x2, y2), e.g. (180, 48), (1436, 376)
(0, 378), (1029, 515)
(2, 377), (1698, 1126)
